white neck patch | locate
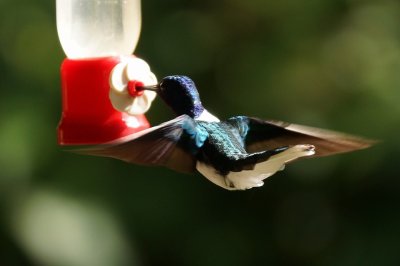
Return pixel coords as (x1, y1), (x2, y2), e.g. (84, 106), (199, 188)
(196, 109), (220, 122)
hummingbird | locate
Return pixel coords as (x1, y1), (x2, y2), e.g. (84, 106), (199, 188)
(79, 75), (375, 190)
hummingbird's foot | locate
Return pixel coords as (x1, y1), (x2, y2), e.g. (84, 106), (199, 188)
(223, 176), (264, 190)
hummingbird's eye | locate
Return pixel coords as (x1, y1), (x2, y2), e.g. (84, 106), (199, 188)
(158, 81), (165, 91)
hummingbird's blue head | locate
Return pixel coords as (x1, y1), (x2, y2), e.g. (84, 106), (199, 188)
(156, 75), (205, 118)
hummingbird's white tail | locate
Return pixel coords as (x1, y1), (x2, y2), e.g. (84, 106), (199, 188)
(197, 144), (315, 190)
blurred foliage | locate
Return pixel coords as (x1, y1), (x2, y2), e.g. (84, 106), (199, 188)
(0, 0), (399, 265)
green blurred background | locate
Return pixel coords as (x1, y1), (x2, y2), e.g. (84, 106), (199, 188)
(0, 0), (399, 265)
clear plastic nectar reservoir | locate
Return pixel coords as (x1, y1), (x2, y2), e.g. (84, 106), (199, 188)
(56, 0), (141, 59)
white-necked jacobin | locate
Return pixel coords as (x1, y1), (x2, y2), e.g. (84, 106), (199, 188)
(80, 75), (375, 190)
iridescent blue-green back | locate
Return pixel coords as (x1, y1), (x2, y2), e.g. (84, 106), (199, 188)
(196, 121), (249, 174)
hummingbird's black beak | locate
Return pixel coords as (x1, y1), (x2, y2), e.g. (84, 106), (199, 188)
(136, 84), (160, 93)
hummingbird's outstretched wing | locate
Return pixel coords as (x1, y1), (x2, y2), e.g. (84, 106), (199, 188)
(226, 116), (376, 157)
(74, 115), (205, 173)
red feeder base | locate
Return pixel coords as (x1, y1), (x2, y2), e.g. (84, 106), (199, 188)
(57, 56), (150, 145)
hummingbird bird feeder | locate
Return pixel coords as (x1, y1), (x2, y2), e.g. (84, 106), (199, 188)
(56, 0), (157, 145)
